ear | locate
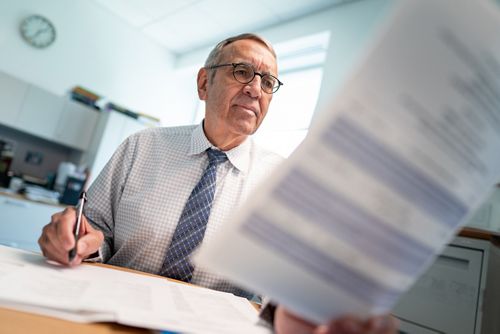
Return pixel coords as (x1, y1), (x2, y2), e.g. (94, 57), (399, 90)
(197, 67), (208, 100)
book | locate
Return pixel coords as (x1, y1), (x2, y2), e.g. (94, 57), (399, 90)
(105, 102), (139, 119)
(70, 86), (101, 109)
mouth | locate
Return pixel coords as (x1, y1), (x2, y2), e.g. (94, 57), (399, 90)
(235, 104), (258, 117)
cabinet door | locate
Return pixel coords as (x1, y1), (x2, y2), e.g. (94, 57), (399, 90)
(393, 245), (483, 334)
(86, 111), (129, 184)
(0, 72), (29, 127)
(54, 100), (99, 150)
(398, 320), (442, 334)
(16, 85), (64, 139)
(0, 195), (62, 252)
(84, 110), (148, 185)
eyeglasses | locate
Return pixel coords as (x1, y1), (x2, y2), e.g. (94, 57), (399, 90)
(207, 63), (283, 94)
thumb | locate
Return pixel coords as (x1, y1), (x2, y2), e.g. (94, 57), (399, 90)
(77, 228), (104, 259)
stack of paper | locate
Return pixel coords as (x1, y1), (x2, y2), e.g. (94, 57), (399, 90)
(0, 245), (270, 334)
(24, 185), (61, 205)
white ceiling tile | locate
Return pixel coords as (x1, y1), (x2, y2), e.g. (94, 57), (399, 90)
(143, 3), (223, 53)
(93, 0), (202, 27)
(93, 0), (151, 27)
(259, 0), (341, 20)
(131, 0), (202, 27)
(197, 0), (277, 32)
(133, 0), (200, 17)
(142, 19), (180, 52)
(94, 0), (359, 54)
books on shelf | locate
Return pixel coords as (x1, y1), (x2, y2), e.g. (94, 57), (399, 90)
(70, 86), (101, 110)
(104, 102), (160, 126)
(68, 86), (161, 127)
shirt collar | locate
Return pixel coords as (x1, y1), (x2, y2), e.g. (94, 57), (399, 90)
(189, 121), (251, 174)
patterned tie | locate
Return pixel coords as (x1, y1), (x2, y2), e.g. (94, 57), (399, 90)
(160, 148), (228, 282)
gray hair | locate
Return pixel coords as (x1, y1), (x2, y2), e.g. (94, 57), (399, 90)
(204, 33), (276, 81)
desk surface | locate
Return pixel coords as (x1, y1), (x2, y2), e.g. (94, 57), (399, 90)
(2, 231), (495, 333)
(0, 262), (258, 334)
(0, 307), (154, 334)
(0, 263), (161, 334)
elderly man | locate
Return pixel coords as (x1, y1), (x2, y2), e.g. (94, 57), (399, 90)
(39, 33), (396, 334)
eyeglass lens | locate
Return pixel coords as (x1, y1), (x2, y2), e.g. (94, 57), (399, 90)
(232, 64), (279, 93)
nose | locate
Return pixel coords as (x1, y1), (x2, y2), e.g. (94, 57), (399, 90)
(243, 76), (262, 99)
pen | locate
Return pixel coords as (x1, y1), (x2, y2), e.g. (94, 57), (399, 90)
(68, 191), (87, 262)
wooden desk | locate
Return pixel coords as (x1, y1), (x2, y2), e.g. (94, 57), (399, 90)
(0, 262), (259, 334)
(0, 308), (153, 334)
(0, 263), (161, 334)
(459, 226), (500, 245)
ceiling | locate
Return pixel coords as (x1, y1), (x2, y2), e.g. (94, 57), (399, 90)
(92, 0), (354, 55)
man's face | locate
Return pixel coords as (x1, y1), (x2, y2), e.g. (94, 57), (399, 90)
(198, 39), (277, 142)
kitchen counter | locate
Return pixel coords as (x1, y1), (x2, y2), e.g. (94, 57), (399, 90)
(0, 192), (64, 252)
(0, 189), (66, 208)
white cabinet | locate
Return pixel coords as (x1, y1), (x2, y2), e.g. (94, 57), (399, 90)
(54, 99), (99, 150)
(464, 187), (500, 234)
(0, 71), (99, 151)
(16, 85), (64, 139)
(393, 236), (500, 334)
(18, 95), (99, 150)
(82, 110), (148, 185)
(0, 194), (62, 252)
(0, 72), (28, 127)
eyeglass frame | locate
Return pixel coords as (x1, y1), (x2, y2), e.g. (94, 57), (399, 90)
(206, 62), (283, 94)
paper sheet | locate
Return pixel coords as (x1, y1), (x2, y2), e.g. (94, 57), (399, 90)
(0, 245), (270, 334)
(196, 0), (500, 324)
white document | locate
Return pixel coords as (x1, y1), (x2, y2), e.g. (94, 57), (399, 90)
(0, 245), (270, 334)
(196, 0), (500, 324)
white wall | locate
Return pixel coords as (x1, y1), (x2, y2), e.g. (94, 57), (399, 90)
(173, 0), (394, 123)
(161, 64), (202, 126)
(0, 0), (400, 128)
(0, 0), (176, 123)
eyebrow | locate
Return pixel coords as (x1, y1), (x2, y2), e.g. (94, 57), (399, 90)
(236, 62), (275, 76)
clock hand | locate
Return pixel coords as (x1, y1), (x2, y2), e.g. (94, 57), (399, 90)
(33, 27), (52, 39)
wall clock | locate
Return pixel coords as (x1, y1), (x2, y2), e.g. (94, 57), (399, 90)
(19, 15), (56, 49)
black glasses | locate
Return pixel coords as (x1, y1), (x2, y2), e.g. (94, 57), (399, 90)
(207, 63), (283, 94)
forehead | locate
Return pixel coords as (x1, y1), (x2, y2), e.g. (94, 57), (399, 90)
(221, 39), (277, 74)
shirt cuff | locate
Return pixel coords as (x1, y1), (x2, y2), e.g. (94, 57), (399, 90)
(82, 247), (103, 263)
(259, 300), (277, 327)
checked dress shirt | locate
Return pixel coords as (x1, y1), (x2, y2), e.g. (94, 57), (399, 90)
(84, 122), (283, 297)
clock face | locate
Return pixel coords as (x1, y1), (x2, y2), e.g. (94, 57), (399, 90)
(20, 15), (56, 49)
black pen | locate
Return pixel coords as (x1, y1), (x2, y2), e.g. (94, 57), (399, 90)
(68, 191), (87, 262)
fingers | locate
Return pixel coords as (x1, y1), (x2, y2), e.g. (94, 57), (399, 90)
(365, 315), (399, 334)
(315, 314), (399, 334)
(274, 306), (316, 334)
(274, 306), (399, 334)
(315, 315), (363, 334)
(55, 208), (79, 249)
(75, 221), (104, 260)
(38, 207), (78, 265)
(39, 223), (68, 263)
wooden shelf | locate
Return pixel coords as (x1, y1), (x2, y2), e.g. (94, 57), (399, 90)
(459, 226), (500, 246)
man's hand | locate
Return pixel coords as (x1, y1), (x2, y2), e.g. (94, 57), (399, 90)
(38, 207), (104, 266)
(274, 306), (398, 334)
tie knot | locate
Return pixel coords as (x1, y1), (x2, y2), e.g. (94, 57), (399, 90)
(206, 148), (228, 166)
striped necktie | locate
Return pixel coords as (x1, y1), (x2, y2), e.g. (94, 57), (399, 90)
(160, 148), (228, 281)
